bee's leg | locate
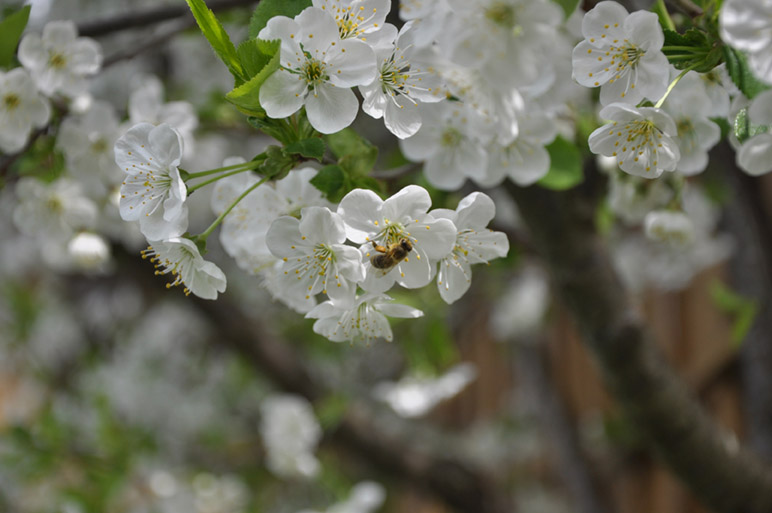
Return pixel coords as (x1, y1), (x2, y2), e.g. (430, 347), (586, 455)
(372, 241), (387, 253)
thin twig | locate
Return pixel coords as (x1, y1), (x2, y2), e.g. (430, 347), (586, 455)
(77, 0), (259, 38)
(102, 18), (195, 68)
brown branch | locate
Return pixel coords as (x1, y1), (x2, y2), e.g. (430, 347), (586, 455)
(505, 172), (772, 513)
(76, 0), (259, 38)
(716, 142), (772, 463)
(185, 292), (512, 513)
(515, 340), (612, 513)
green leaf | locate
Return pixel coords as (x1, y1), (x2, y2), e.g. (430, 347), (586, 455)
(184, 0), (244, 82)
(723, 46), (771, 100)
(551, 0), (580, 19)
(710, 280), (758, 347)
(258, 145), (295, 180)
(662, 28), (722, 72)
(733, 107), (769, 144)
(538, 136), (583, 190)
(325, 128), (378, 176)
(310, 164), (345, 200)
(249, 0), (311, 39)
(285, 138), (325, 160)
(0, 5), (30, 68)
(225, 39), (280, 115)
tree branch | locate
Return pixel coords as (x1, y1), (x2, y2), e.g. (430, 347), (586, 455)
(505, 173), (772, 513)
(76, 0), (259, 38)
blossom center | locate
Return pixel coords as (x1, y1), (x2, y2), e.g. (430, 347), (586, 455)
(302, 57), (329, 88)
(2, 93), (20, 111)
(91, 138), (108, 154)
(333, 6), (378, 39)
(49, 52), (68, 69)
(141, 244), (196, 296)
(440, 127), (463, 147)
(610, 43), (645, 74)
(485, 3), (517, 30)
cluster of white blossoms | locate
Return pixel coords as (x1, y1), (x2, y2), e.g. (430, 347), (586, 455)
(576, 1), (772, 179)
(0, 20), (101, 154)
(259, 394), (322, 479)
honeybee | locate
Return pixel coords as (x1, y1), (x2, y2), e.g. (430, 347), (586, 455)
(370, 238), (413, 273)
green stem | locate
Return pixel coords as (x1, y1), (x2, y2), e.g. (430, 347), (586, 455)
(654, 61), (704, 108)
(186, 161), (258, 179)
(188, 167), (255, 194)
(666, 54), (707, 60)
(655, 0), (676, 31)
(195, 176), (270, 242)
(661, 45), (709, 53)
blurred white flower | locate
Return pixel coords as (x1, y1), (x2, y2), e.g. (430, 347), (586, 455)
(489, 266), (550, 340)
(373, 363), (477, 417)
(737, 89), (772, 176)
(67, 231), (111, 270)
(18, 20), (101, 98)
(644, 210), (695, 246)
(720, 0), (772, 84)
(13, 177), (97, 240)
(0, 68), (50, 154)
(259, 394), (322, 479)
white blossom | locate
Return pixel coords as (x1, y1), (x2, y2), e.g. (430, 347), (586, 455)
(115, 123), (189, 240)
(337, 185), (456, 292)
(720, 0), (772, 84)
(312, 0), (391, 41)
(258, 7), (377, 133)
(572, 1), (669, 105)
(18, 20), (102, 98)
(372, 363), (477, 417)
(0, 68), (50, 154)
(306, 292), (423, 343)
(259, 394), (321, 479)
(13, 177), (97, 240)
(589, 103), (680, 178)
(359, 22), (445, 138)
(265, 206), (365, 303)
(644, 210), (695, 246)
(57, 100), (123, 195)
(141, 238), (227, 300)
(661, 71), (721, 176)
(431, 192), (509, 304)
(737, 89), (772, 176)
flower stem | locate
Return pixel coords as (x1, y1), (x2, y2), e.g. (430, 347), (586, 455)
(188, 167), (256, 194)
(195, 176), (270, 242)
(653, 61), (704, 109)
(654, 0), (676, 31)
(186, 161), (259, 179)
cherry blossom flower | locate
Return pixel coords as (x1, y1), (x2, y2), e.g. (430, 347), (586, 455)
(0, 68), (50, 154)
(589, 103), (680, 178)
(115, 123), (188, 240)
(259, 394), (321, 479)
(337, 185), (456, 292)
(359, 22), (445, 138)
(18, 20), (102, 98)
(306, 292), (423, 343)
(13, 177), (97, 240)
(372, 363), (477, 417)
(313, 0), (391, 41)
(720, 0), (772, 84)
(430, 192), (509, 304)
(258, 7), (377, 133)
(737, 89), (772, 176)
(128, 74), (198, 156)
(265, 206), (365, 303)
(660, 71), (721, 176)
(572, 1), (669, 105)
(483, 109), (557, 187)
(644, 210), (695, 246)
(400, 102), (491, 190)
(441, 0), (563, 89)
(141, 238), (226, 300)
(57, 100), (123, 195)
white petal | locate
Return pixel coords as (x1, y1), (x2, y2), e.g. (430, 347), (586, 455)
(259, 70), (307, 119)
(305, 84), (358, 134)
(338, 189), (383, 242)
(299, 206), (346, 244)
(738, 133), (772, 176)
(455, 192), (495, 230)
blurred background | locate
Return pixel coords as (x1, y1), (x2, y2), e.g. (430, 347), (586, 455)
(0, 0), (767, 512)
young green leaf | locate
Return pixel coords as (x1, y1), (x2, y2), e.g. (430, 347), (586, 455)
(325, 128), (378, 176)
(710, 280), (758, 347)
(0, 5), (31, 69)
(248, 0), (312, 39)
(284, 138), (325, 160)
(310, 164), (345, 200)
(538, 136), (584, 190)
(184, 0), (244, 82)
(225, 39), (280, 115)
(723, 46), (771, 100)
